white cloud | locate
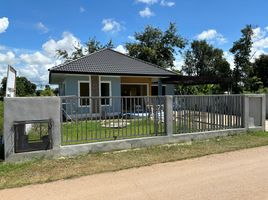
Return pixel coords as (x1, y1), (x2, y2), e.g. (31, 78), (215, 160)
(0, 65), (8, 80)
(0, 31), (86, 85)
(36, 22), (49, 33)
(114, 45), (128, 54)
(128, 35), (136, 41)
(252, 27), (266, 43)
(101, 19), (122, 33)
(0, 17), (9, 33)
(42, 32), (81, 57)
(136, 0), (158, 5)
(173, 59), (184, 70)
(80, 6), (85, 13)
(197, 29), (227, 44)
(0, 51), (16, 83)
(224, 51), (235, 69)
(248, 26), (268, 61)
(252, 37), (268, 50)
(139, 7), (154, 18)
(0, 51), (15, 64)
(20, 52), (51, 65)
(160, 0), (175, 7)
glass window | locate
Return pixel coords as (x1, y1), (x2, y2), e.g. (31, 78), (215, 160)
(151, 85), (166, 95)
(79, 82), (90, 106)
(101, 82), (111, 105)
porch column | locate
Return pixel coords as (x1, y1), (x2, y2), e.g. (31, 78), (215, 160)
(91, 76), (100, 113)
(158, 79), (163, 96)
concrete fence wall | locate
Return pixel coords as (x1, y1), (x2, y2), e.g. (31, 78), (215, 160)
(4, 97), (61, 161)
(244, 94), (266, 129)
(3, 94), (266, 162)
(265, 94), (268, 119)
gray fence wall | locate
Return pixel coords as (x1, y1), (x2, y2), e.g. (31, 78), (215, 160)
(4, 97), (61, 161)
(266, 94), (268, 119)
(3, 94), (266, 162)
(245, 94), (266, 128)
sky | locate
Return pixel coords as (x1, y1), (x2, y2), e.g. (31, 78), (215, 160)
(0, 0), (268, 87)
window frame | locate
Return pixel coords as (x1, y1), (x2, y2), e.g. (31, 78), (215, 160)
(99, 80), (112, 106)
(78, 80), (91, 107)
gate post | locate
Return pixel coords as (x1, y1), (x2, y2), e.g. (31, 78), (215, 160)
(243, 95), (249, 129)
(165, 95), (173, 136)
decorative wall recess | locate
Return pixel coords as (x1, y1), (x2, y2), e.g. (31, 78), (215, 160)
(14, 119), (52, 153)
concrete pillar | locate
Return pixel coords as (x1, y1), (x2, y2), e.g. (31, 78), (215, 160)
(261, 94), (266, 131)
(165, 95), (173, 136)
(243, 94), (266, 131)
(243, 95), (249, 129)
(158, 79), (162, 96)
(91, 76), (100, 113)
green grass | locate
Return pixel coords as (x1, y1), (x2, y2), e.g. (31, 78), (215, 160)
(62, 118), (165, 144)
(27, 123), (49, 142)
(1, 131), (268, 189)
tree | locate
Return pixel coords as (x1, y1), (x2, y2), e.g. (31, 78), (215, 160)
(229, 25), (253, 93)
(57, 37), (114, 61)
(182, 40), (231, 92)
(253, 54), (268, 88)
(125, 23), (186, 69)
(0, 76), (36, 98)
(40, 85), (56, 96)
(182, 40), (231, 78)
(85, 37), (104, 54)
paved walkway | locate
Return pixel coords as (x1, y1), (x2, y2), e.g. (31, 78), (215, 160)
(1, 146), (268, 200)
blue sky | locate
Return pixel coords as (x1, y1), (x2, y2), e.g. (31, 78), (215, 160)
(0, 0), (268, 86)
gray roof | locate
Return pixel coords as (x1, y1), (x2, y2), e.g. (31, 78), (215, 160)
(49, 48), (176, 77)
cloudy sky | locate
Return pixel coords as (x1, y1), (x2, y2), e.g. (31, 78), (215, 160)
(0, 0), (268, 87)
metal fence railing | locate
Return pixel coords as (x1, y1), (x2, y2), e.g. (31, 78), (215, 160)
(60, 95), (245, 145)
(60, 96), (166, 145)
(173, 95), (244, 134)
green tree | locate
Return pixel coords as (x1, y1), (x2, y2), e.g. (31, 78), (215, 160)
(40, 85), (55, 96)
(253, 54), (268, 88)
(229, 25), (254, 93)
(126, 23), (186, 69)
(57, 38), (114, 61)
(85, 37), (104, 54)
(182, 40), (231, 77)
(0, 76), (36, 97)
(182, 40), (231, 92)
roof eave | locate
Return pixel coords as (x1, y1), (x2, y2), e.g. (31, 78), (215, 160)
(49, 70), (177, 77)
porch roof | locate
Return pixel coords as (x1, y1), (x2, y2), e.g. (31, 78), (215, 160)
(49, 48), (176, 77)
(161, 75), (232, 85)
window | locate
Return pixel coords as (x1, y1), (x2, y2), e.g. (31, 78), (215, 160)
(101, 82), (111, 105)
(79, 81), (90, 106)
(151, 85), (166, 96)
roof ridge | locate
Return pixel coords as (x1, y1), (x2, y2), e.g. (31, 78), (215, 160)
(108, 48), (178, 75)
(48, 48), (108, 71)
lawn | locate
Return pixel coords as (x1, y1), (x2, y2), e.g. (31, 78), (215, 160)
(61, 118), (165, 145)
(1, 131), (268, 189)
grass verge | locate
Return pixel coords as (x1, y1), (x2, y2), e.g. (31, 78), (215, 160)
(1, 131), (268, 189)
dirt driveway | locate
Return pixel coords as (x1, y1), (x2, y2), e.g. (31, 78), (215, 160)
(1, 146), (268, 200)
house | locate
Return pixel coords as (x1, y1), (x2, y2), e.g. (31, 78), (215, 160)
(48, 48), (177, 116)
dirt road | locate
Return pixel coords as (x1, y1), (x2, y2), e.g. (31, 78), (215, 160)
(2, 146), (268, 200)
